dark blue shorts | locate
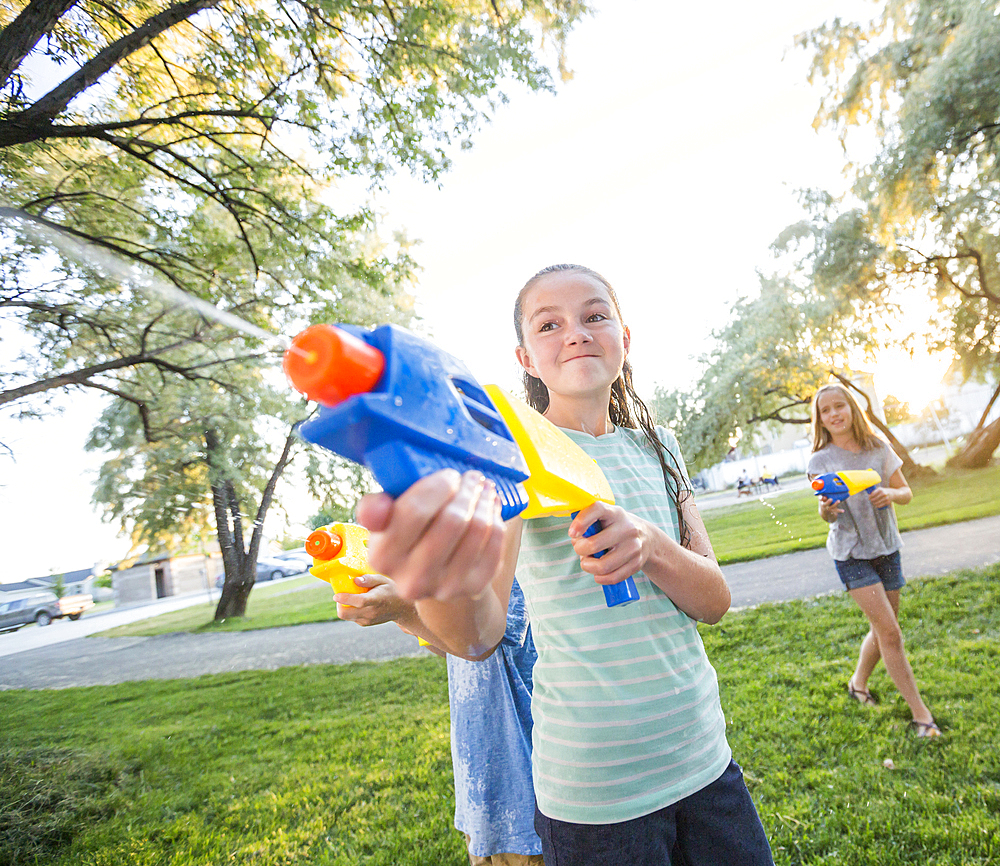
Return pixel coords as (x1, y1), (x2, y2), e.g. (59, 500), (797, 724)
(533, 759), (774, 866)
(834, 551), (906, 592)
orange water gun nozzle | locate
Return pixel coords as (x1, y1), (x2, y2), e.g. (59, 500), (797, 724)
(306, 528), (344, 561)
(283, 324), (385, 406)
(811, 478), (824, 491)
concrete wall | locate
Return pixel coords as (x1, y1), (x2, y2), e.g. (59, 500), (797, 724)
(113, 553), (222, 605)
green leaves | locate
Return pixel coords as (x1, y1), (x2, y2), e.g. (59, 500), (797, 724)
(1, 0), (587, 602)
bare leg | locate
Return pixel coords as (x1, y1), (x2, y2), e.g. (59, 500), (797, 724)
(851, 590), (901, 690)
(847, 585), (934, 725)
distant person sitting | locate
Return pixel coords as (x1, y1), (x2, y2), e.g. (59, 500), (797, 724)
(760, 467), (779, 489)
(737, 469), (753, 497)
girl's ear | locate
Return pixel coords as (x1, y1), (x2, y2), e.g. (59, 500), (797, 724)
(515, 345), (538, 378)
(623, 326), (631, 356)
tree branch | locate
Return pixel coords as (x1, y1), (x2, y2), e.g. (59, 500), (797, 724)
(0, 0), (80, 90)
(2, 0), (221, 147)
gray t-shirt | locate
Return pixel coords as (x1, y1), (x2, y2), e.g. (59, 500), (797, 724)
(807, 440), (904, 561)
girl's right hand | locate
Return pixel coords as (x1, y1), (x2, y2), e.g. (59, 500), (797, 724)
(818, 495), (844, 522)
(356, 469), (506, 602)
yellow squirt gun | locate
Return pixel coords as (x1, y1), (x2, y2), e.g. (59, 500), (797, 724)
(305, 522), (433, 646)
(305, 522), (374, 595)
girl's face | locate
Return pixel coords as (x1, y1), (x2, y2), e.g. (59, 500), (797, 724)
(515, 271), (629, 404)
(817, 389), (853, 439)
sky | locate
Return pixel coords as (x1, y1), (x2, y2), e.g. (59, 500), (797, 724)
(0, 0), (955, 583)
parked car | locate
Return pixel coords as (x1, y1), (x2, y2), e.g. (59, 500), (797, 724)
(272, 548), (314, 570)
(257, 556), (307, 580)
(213, 556), (308, 589)
(0, 590), (94, 632)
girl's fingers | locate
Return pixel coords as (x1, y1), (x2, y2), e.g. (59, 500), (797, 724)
(364, 470), (506, 601)
(363, 470), (463, 578)
(435, 482), (504, 600)
(570, 504), (648, 582)
(355, 491), (395, 532)
(399, 475), (504, 601)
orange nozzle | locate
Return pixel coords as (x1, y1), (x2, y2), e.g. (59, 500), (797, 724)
(306, 528), (344, 561)
(811, 479), (824, 491)
(283, 324), (385, 406)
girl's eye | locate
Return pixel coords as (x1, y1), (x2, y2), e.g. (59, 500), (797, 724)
(587, 313), (608, 323)
(538, 321), (557, 332)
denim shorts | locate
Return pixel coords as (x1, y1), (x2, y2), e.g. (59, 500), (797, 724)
(533, 759), (774, 866)
(834, 551), (906, 592)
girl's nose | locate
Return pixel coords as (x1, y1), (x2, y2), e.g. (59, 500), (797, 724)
(565, 324), (593, 344)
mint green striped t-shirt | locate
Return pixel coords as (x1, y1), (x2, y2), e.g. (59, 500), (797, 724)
(517, 424), (732, 824)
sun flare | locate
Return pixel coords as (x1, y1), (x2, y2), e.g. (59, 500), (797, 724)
(874, 352), (952, 414)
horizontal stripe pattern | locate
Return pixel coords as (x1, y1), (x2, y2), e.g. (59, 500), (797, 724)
(519, 425), (731, 824)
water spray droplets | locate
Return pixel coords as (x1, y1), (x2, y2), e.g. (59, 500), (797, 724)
(758, 498), (802, 544)
(3, 203), (288, 350)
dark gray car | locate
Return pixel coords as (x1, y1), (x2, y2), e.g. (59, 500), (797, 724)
(0, 591), (62, 631)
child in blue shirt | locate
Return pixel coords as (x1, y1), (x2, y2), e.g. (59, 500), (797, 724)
(336, 574), (543, 864)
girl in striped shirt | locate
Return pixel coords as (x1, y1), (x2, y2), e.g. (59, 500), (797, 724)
(358, 264), (774, 865)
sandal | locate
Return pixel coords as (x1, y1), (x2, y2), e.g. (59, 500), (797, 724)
(910, 720), (942, 739)
(847, 679), (878, 707)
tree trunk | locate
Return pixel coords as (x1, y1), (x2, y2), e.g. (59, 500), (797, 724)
(208, 425), (298, 621)
(206, 428), (254, 620)
(214, 562), (255, 620)
(834, 371), (936, 479)
(946, 415), (1000, 469)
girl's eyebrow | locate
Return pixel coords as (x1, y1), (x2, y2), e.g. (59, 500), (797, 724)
(527, 297), (610, 325)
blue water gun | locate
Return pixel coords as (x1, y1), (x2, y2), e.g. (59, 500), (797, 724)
(283, 323), (639, 607)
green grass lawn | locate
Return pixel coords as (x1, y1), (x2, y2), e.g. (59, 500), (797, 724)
(704, 464), (1000, 564)
(2, 564), (998, 865)
(97, 575), (338, 638)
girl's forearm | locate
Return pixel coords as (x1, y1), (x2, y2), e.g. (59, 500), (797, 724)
(415, 591), (509, 660)
(412, 519), (522, 661)
(889, 485), (912, 505)
(643, 535), (731, 624)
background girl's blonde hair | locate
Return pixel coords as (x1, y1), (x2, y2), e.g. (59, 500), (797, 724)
(810, 383), (883, 452)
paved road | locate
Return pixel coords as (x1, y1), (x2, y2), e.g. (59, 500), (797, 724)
(2, 515), (997, 691)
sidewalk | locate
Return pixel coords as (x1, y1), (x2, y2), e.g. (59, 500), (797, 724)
(0, 587), (221, 659)
(723, 513), (1000, 608)
(2, 515), (998, 690)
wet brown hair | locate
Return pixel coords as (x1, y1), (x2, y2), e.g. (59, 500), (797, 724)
(514, 264), (692, 546)
(810, 383), (883, 452)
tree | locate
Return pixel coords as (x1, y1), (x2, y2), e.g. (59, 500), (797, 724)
(653, 271), (931, 477)
(795, 0), (1000, 467)
(1, 0), (588, 618)
(653, 276), (827, 471)
(2, 0), (586, 415)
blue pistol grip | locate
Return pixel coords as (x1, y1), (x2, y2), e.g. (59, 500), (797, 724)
(574, 512), (640, 608)
(297, 325), (531, 520)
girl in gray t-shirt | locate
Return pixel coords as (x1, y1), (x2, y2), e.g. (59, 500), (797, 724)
(808, 384), (940, 739)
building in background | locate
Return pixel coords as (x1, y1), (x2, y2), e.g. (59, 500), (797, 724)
(112, 550), (223, 606)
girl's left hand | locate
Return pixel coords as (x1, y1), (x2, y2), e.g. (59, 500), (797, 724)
(568, 502), (650, 587)
(334, 573), (412, 627)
